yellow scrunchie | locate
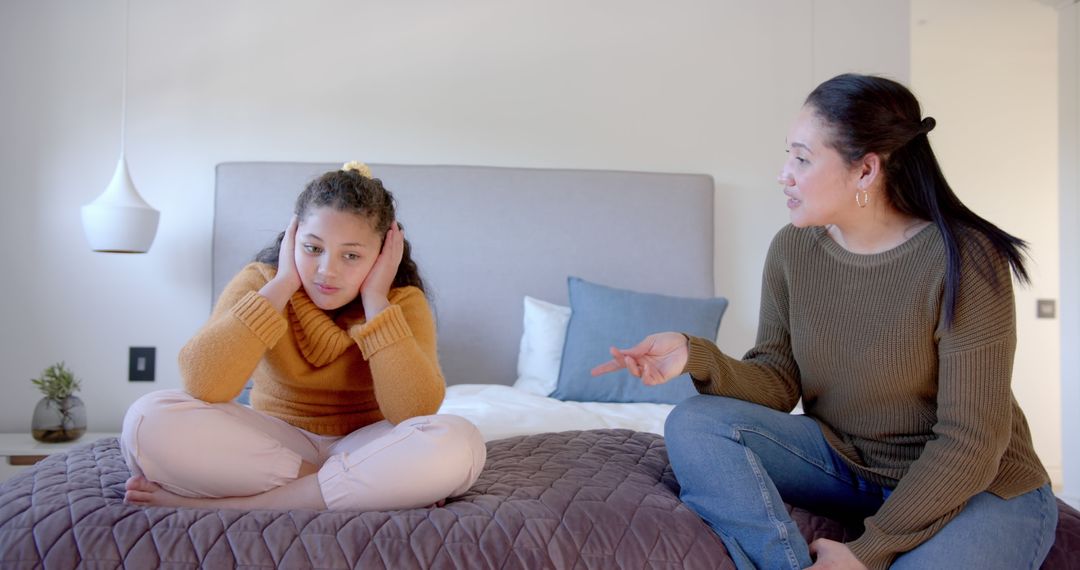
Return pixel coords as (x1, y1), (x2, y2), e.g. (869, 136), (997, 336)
(341, 161), (373, 178)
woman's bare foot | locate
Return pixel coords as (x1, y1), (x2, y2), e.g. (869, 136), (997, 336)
(125, 475), (195, 508)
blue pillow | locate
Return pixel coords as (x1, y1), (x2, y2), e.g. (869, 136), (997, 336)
(551, 276), (728, 404)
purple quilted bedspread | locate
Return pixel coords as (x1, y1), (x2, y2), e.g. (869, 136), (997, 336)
(0, 430), (1077, 569)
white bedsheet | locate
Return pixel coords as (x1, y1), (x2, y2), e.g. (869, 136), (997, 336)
(438, 384), (675, 442)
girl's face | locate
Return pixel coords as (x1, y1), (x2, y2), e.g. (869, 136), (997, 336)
(778, 106), (863, 228)
(294, 206), (382, 311)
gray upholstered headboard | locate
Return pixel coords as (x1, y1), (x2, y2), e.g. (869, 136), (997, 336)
(213, 163), (715, 386)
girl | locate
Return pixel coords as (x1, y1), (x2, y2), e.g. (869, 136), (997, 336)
(593, 75), (1057, 569)
(121, 162), (486, 511)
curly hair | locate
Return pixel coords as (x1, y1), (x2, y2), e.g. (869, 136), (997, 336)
(255, 169), (425, 293)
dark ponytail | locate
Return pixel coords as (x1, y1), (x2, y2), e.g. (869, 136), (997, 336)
(805, 74), (1028, 327)
(255, 168), (425, 293)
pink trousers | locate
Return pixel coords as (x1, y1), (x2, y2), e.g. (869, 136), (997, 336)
(120, 389), (486, 511)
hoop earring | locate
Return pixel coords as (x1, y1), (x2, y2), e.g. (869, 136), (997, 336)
(855, 190), (869, 208)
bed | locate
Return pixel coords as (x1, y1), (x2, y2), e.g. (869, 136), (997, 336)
(1, 162), (1077, 568)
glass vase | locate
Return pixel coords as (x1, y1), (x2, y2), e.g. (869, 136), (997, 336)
(31, 396), (87, 443)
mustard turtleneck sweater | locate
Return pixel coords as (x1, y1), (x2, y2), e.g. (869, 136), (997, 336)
(179, 263), (445, 436)
(684, 224), (1049, 570)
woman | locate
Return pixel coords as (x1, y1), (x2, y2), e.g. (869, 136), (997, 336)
(592, 74), (1056, 569)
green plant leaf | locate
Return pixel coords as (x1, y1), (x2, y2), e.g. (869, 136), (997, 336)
(31, 362), (81, 401)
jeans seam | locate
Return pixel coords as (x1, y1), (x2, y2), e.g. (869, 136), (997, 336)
(733, 425), (803, 570)
(733, 423), (856, 488)
(1027, 486), (1055, 570)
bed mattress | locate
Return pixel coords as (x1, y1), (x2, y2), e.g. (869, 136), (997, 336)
(2, 431), (1078, 569)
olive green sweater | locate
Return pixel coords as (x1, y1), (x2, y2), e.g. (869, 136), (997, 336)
(179, 263), (445, 436)
(685, 224), (1048, 570)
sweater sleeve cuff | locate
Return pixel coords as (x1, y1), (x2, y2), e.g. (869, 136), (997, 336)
(350, 304), (413, 360)
(230, 291), (288, 347)
(683, 335), (717, 380)
(846, 534), (893, 570)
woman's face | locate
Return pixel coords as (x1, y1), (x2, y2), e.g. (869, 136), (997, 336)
(779, 106), (862, 228)
(294, 206), (382, 311)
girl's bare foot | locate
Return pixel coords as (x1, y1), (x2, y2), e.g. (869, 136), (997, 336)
(123, 473), (327, 511)
(124, 475), (194, 508)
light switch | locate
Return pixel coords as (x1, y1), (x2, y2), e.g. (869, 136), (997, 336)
(129, 347), (155, 381)
(1036, 299), (1056, 319)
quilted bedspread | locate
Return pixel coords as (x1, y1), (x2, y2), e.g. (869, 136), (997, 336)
(1, 430), (1078, 569)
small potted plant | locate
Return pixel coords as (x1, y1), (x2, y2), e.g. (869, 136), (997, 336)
(30, 362), (87, 443)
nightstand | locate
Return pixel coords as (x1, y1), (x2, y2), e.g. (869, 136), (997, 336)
(0, 432), (120, 482)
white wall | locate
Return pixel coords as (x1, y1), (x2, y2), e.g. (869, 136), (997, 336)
(0, 0), (910, 434)
(5, 1), (1066, 494)
(911, 0), (1062, 487)
(1059, 0), (1080, 508)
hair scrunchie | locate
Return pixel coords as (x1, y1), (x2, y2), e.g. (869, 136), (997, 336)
(341, 161), (373, 178)
(919, 116), (936, 135)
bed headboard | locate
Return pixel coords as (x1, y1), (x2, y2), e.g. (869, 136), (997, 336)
(214, 163), (715, 386)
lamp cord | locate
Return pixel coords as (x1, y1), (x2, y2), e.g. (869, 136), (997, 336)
(120, 0), (130, 157)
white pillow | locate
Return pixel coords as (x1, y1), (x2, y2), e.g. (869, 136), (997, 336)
(513, 296), (571, 396)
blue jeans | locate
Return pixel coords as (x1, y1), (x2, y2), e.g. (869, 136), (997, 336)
(664, 395), (1058, 569)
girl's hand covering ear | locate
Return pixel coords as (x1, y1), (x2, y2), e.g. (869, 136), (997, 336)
(275, 216), (302, 293)
(360, 221), (404, 316)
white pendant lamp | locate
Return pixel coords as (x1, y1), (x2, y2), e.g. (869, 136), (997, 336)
(81, 0), (159, 253)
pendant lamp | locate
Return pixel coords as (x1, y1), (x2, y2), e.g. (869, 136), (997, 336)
(81, 0), (159, 253)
